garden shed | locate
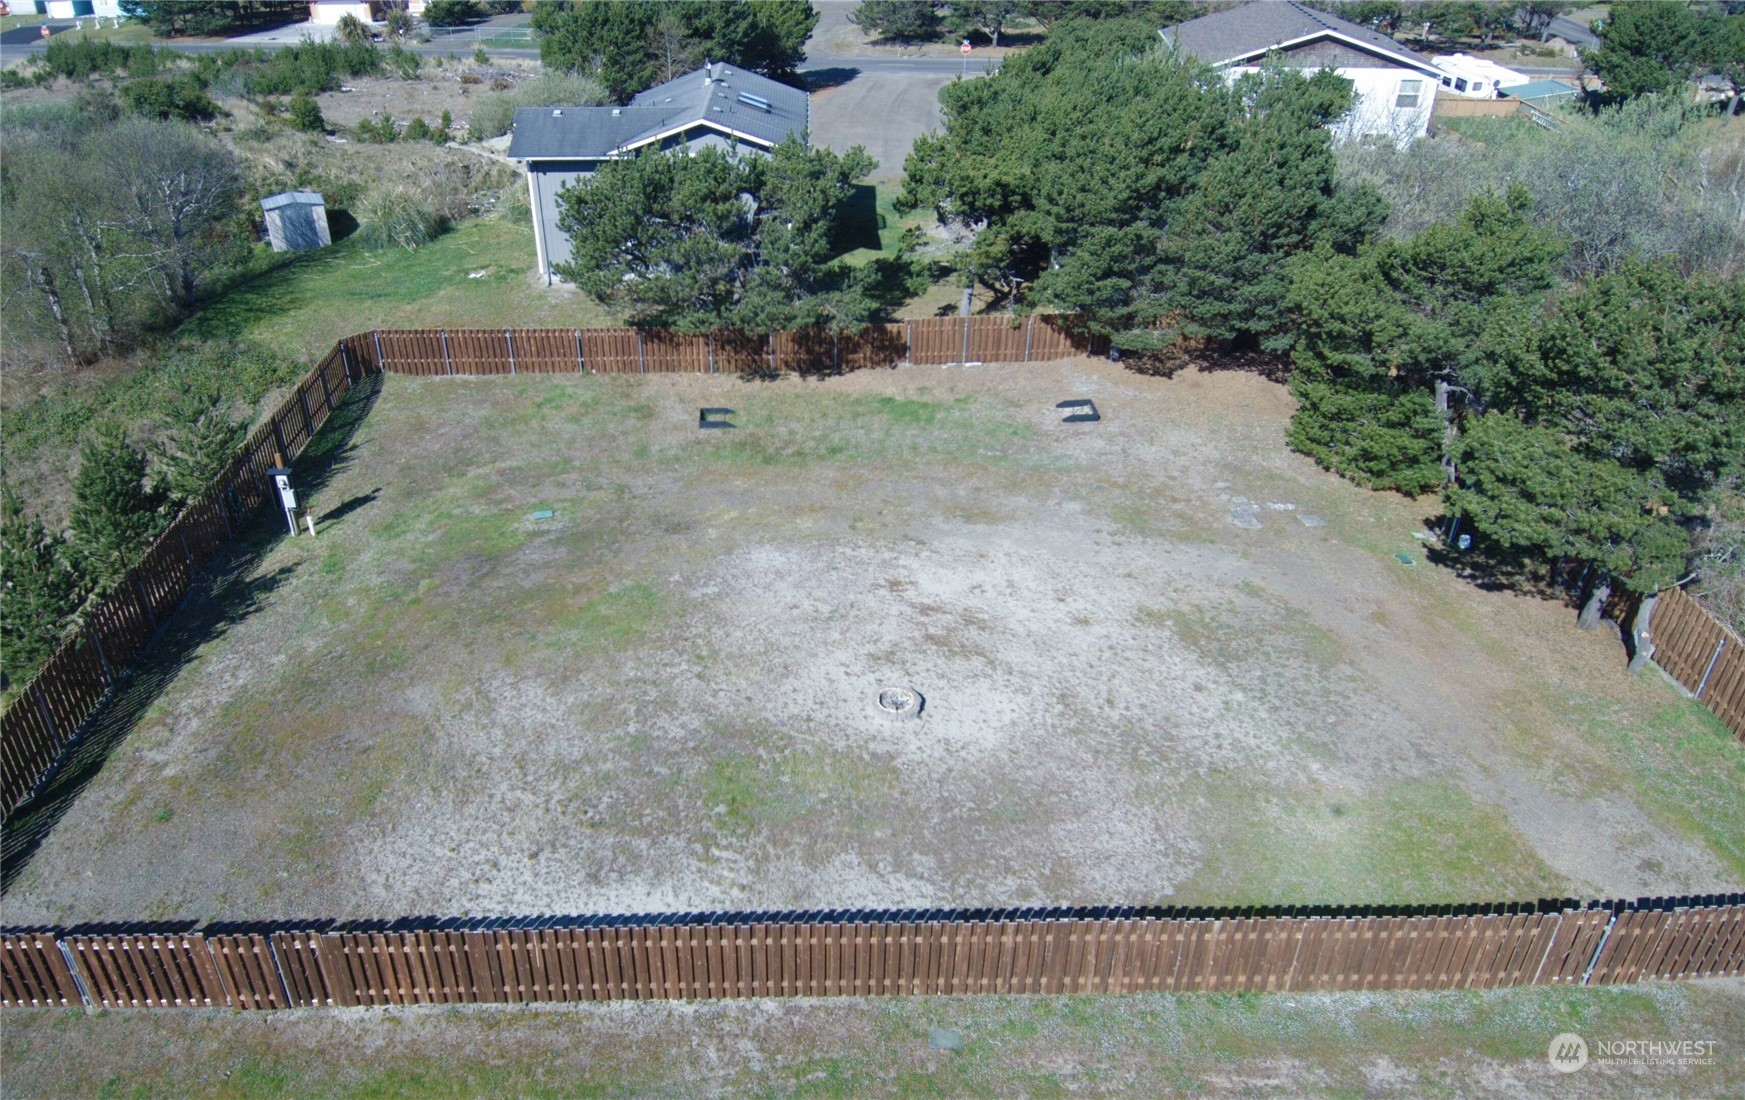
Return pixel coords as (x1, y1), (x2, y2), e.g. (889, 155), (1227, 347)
(260, 190), (332, 253)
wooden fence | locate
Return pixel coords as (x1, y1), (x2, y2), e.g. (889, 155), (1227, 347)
(3, 319), (1739, 829)
(0, 343), (365, 819)
(4, 898), (1741, 1010)
(1644, 586), (1745, 740)
(352, 316), (1101, 377)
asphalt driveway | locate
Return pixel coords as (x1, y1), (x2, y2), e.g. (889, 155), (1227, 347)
(807, 69), (953, 181)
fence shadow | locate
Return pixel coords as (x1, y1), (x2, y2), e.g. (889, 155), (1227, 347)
(0, 376), (382, 896)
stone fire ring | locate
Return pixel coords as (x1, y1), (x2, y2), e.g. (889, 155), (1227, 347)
(876, 686), (924, 720)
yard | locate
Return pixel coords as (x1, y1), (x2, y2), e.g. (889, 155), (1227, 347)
(4, 356), (1741, 927)
(5, 981), (1742, 1097)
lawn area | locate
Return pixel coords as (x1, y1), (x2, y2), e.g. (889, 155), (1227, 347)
(179, 218), (620, 360)
(6, 357), (1740, 927)
(4, 981), (1742, 1098)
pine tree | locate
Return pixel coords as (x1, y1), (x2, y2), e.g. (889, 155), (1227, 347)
(1, 487), (83, 689)
(153, 390), (244, 510)
(288, 91), (326, 134)
(68, 424), (167, 592)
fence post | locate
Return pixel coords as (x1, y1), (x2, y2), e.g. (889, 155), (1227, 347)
(339, 342), (354, 384)
(961, 317), (970, 365)
(708, 332), (716, 374)
(271, 417), (289, 467)
(637, 329), (646, 374)
(769, 333), (777, 374)
(372, 331), (386, 373)
(834, 331), (841, 374)
(440, 330), (453, 376)
(217, 491), (234, 539)
(1024, 315), (1033, 362)
(179, 529), (197, 577)
(905, 322), (913, 364)
(575, 329), (585, 373)
(317, 360), (335, 414)
(505, 329), (517, 375)
(56, 939), (95, 1013)
(137, 577), (159, 632)
(1695, 638), (1728, 698)
(88, 627), (113, 685)
(32, 687), (61, 750)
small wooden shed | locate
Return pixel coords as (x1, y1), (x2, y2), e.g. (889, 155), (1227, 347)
(260, 190), (332, 252)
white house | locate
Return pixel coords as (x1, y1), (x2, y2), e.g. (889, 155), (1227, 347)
(1161, 0), (1442, 144)
(1432, 53), (1529, 98)
(307, 1), (425, 25)
(506, 63), (810, 283)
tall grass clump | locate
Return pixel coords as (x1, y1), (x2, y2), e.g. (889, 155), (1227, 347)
(358, 186), (445, 250)
(467, 71), (608, 140)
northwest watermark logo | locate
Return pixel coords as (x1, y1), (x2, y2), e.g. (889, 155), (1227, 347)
(1548, 1032), (1720, 1072)
(1549, 1033), (1589, 1073)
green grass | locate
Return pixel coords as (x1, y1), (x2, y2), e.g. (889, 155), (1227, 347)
(1176, 775), (1573, 905)
(833, 182), (928, 268)
(178, 219), (619, 358)
(8, 981), (1742, 1098)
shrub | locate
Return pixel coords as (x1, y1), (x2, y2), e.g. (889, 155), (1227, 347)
(357, 186), (445, 249)
(288, 90), (325, 133)
(334, 12), (371, 45)
(354, 114), (398, 142)
(386, 42), (421, 80)
(41, 37), (163, 81)
(403, 115), (432, 141)
(474, 45), (490, 65)
(118, 75), (219, 123)
(466, 70), (607, 139)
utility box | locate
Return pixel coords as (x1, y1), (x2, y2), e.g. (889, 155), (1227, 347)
(260, 190), (332, 252)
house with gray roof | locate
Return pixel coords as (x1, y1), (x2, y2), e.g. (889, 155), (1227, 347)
(1161, 1), (1443, 144)
(507, 63), (810, 282)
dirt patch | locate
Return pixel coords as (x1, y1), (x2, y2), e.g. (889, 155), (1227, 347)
(2, 359), (1739, 925)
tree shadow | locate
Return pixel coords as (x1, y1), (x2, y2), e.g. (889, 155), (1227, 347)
(0, 376), (383, 897)
(320, 488), (381, 525)
(802, 66), (861, 92)
(829, 183), (884, 255)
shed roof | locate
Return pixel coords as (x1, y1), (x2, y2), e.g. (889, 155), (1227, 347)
(260, 190), (325, 211)
(507, 64), (807, 161)
(1161, 0), (1438, 75)
(1500, 79), (1579, 102)
(1545, 15), (1599, 49)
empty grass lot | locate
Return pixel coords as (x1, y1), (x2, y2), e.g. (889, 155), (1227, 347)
(5, 357), (1740, 927)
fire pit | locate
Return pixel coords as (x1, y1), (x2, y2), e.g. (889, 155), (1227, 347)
(875, 686), (924, 720)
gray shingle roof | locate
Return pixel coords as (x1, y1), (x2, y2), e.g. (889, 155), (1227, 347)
(1545, 15), (1598, 49)
(507, 64), (808, 161)
(1161, 1), (1437, 74)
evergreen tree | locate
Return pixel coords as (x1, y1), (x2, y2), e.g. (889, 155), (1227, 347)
(1286, 188), (1566, 494)
(1160, 66), (1385, 352)
(849, 0), (944, 44)
(1586, 0), (1705, 98)
(288, 90), (326, 134)
(1447, 263), (1745, 594)
(0, 487), (83, 689)
(153, 389), (245, 510)
(555, 138), (877, 333)
(68, 424), (167, 592)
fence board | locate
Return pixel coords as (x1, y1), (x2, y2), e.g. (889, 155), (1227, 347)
(0, 933), (83, 1007)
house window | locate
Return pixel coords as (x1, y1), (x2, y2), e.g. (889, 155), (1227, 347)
(1396, 79), (1423, 108)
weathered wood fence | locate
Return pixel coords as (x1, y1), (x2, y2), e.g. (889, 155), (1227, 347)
(4, 320), (1741, 828)
(4, 898), (1742, 1010)
(1644, 587), (1745, 739)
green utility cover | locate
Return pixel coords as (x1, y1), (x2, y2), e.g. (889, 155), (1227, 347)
(530, 509), (555, 520)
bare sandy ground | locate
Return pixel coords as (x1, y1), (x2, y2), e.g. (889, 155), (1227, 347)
(3, 360), (1738, 926)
